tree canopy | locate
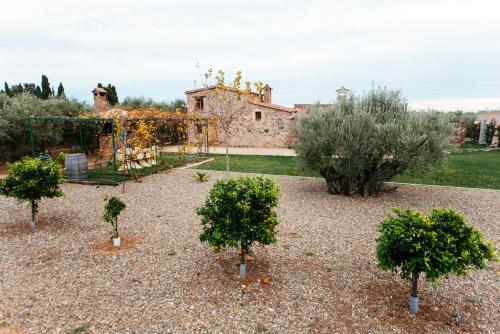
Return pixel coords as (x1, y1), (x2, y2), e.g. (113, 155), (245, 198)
(293, 87), (455, 196)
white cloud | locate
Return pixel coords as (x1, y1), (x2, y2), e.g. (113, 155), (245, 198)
(1, 0), (499, 108)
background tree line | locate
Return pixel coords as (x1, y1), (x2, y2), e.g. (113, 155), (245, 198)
(2, 75), (65, 99)
(0, 94), (91, 162)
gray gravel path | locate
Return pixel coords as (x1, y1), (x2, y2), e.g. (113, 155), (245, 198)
(0, 169), (498, 334)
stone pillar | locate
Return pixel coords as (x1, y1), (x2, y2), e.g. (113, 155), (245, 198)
(478, 120), (487, 144)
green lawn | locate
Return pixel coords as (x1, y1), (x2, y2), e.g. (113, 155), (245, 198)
(196, 154), (319, 178)
(194, 150), (500, 190)
(88, 154), (206, 182)
(393, 150), (500, 189)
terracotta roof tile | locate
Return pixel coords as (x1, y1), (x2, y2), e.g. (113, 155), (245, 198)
(293, 104), (334, 111)
(249, 101), (297, 113)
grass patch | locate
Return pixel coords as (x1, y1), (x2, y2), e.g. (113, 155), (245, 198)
(393, 150), (500, 189)
(255, 324), (268, 333)
(305, 251), (316, 257)
(462, 141), (488, 150)
(193, 154), (319, 177)
(72, 323), (88, 333)
(193, 150), (500, 190)
(88, 154), (206, 182)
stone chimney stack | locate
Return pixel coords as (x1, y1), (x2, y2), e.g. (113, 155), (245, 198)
(263, 84), (272, 103)
(92, 87), (108, 114)
(336, 86), (350, 102)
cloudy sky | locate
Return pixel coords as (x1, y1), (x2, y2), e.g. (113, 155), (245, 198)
(1, 0), (499, 111)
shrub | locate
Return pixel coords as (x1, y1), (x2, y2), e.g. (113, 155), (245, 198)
(193, 171), (210, 182)
(56, 152), (66, 166)
(0, 157), (64, 228)
(103, 196), (126, 239)
(376, 208), (497, 306)
(485, 121), (497, 146)
(196, 176), (280, 266)
(293, 87), (455, 196)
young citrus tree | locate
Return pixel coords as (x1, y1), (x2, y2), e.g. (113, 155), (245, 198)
(376, 208), (497, 314)
(0, 157), (64, 228)
(196, 176), (280, 275)
(294, 87), (455, 196)
(103, 196), (126, 240)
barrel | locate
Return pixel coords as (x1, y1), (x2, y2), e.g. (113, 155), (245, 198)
(64, 153), (88, 180)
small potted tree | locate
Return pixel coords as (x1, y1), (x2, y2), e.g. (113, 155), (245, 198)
(376, 208), (497, 314)
(197, 176), (280, 276)
(0, 157), (64, 229)
(103, 196), (126, 247)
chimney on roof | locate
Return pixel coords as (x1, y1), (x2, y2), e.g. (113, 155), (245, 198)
(92, 87), (109, 114)
(263, 84), (272, 103)
(336, 86), (350, 102)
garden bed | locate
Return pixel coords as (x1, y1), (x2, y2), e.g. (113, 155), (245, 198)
(0, 170), (498, 333)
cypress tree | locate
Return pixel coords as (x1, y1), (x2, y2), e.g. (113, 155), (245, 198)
(34, 86), (42, 98)
(40, 75), (51, 99)
(104, 84), (119, 106)
(4, 82), (11, 96)
(109, 85), (118, 105)
(57, 82), (65, 98)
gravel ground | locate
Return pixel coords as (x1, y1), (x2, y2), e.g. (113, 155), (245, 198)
(0, 169), (498, 334)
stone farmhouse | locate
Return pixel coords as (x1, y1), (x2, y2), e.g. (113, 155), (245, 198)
(92, 84), (348, 149)
(185, 84), (297, 148)
(185, 85), (349, 148)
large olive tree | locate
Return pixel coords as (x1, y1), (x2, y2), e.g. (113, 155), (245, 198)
(293, 88), (454, 196)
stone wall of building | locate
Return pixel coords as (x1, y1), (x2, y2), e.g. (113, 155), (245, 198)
(186, 87), (296, 148)
(225, 104), (294, 148)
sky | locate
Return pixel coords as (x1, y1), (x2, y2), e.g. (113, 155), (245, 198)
(1, 0), (499, 111)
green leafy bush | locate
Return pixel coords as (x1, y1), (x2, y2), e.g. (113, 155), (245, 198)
(103, 196), (126, 239)
(56, 152), (66, 166)
(196, 176), (280, 265)
(0, 157), (64, 227)
(376, 208), (497, 299)
(293, 87), (454, 196)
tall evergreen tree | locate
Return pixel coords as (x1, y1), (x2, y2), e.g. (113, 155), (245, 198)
(22, 83), (37, 94)
(4, 82), (12, 96)
(107, 84), (119, 105)
(57, 82), (65, 98)
(40, 75), (51, 100)
(34, 86), (42, 98)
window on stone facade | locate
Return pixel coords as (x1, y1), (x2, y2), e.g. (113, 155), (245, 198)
(255, 111), (262, 121)
(196, 96), (204, 111)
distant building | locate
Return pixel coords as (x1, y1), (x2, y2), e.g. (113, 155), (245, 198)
(477, 111), (500, 123)
(293, 86), (350, 112)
